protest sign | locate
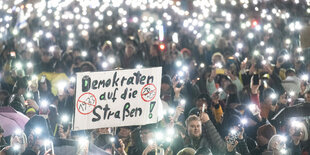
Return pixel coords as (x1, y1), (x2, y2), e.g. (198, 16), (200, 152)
(73, 67), (162, 130)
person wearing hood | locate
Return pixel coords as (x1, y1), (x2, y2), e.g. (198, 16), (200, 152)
(282, 68), (301, 95)
(9, 77), (28, 113)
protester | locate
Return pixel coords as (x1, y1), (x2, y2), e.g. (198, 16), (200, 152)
(0, 0), (310, 155)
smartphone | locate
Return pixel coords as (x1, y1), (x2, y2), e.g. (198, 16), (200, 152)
(113, 136), (121, 148)
(215, 68), (225, 75)
(253, 74), (259, 85)
(10, 51), (16, 58)
(40, 75), (46, 83)
(44, 140), (54, 155)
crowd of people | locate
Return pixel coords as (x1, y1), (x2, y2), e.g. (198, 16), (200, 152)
(0, 0), (310, 154)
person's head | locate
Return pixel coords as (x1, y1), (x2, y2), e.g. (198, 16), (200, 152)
(195, 147), (213, 155)
(125, 43), (136, 57)
(267, 135), (287, 153)
(186, 115), (202, 139)
(25, 107), (37, 118)
(211, 52), (225, 65)
(195, 94), (211, 110)
(256, 124), (276, 146)
(0, 90), (9, 106)
(177, 147), (196, 155)
(285, 68), (296, 77)
(161, 75), (172, 92)
(305, 90), (310, 103)
(41, 51), (53, 63)
(10, 129), (27, 153)
(226, 93), (241, 109)
(150, 44), (160, 57)
(180, 48), (191, 59)
(117, 127), (132, 140)
(139, 124), (156, 144)
(79, 61), (97, 72)
(262, 88), (276, 105)
(12, 77), (28, 95)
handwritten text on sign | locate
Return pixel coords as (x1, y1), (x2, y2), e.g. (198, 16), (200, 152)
(73, 67), (162, 130)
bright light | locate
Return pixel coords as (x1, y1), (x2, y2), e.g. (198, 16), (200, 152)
(270, 93), (277, 100)
(172, 32), (178, 43)
(289, 91), (295, 96)
(136, 64), (143, 69)
(97, 52), (103, 57)
(215, 62), (223, 68)
(176, 60), (182, 67)
(61, 115), (69, 123)
(34, 127), (42, 135)
(15, 62), (22, 70)
(253, 50), (260, 56)
(230, 129), (237, 135)
(14, 129), (22, 135)
(13, 144), (21, 151)
(81, 51), (87, 57)
(40, 100), (49, 108)
(266, 47), (274, 54)
(283, 54), (290, 60)
(237, 43), (243, 49)
(180, 99), (186, 106)
(241, 118), (248, 125)
(26, 62), (33, 68)
(200, 63), (205, 68)
(102, 62), (108, 68)
(116, 37), (122, 43)
(108, 57), (115, 64)
(78, 137), (89, 146)
(248, 104), (256, 112)
(248, 33), (254, 39)
(301, 74), (309, 81)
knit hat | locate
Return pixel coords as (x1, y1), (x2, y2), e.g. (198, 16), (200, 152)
(257, 124), (276, 140)
(161, 75), (172, 86)
(25, 107), (36, 114)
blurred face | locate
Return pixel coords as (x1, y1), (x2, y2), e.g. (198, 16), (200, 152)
(256, 135), (269, 146)
(161, 83), (170, 92)
(279, 93), (287, 104)
(0, 133), (2, 139)
(305, 93), (310, 102)
(41, 54), (51, 63)
(98, 128), (110, 134)
(187, 120), (202, 139)
(212, 55), (222, 64)
(118, 128), (131, 139)
(196, 99), (207, 109)
(140, 129), (153, 144)
(125, 44), (135, 57)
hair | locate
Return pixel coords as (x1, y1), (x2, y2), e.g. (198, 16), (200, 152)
(185, 115), (201, 127)
(10, 131), (27, 153)
(267, 135), (286, 151)
(177, 147), (196, 155)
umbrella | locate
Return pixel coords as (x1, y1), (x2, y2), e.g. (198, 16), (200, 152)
(271, 103), (310, 123)
(0, 106), (29, 136)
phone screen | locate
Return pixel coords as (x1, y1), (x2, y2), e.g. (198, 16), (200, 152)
(253, 74), (259, 85)
(10, 51), (16, 57)
(215, 68), (225, 75)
